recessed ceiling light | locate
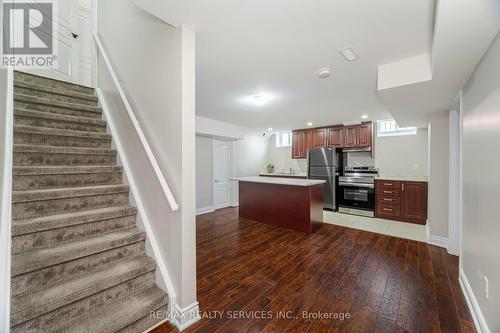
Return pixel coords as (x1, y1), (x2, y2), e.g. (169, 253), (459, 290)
(307, 122), (313, 126)
(318, 68), (331, 79)
(268, 127), (273, 131)
(362, 115), (368, 119)
(340, 47), (358, 62)
(250, 94), (273, 107)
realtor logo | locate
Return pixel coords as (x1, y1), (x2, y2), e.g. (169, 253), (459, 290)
(1, 1), (57, 68)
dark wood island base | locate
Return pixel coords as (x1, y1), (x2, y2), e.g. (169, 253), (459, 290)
(237, 179), (324, 233)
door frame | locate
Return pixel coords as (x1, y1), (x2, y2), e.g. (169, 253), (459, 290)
(212, 138), (233, 210)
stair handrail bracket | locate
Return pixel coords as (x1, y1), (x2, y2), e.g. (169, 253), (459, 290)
(92, 32), (179, 212)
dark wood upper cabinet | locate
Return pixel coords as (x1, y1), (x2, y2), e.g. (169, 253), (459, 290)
(292, 130), (310, 159)
(343, 126), (358, 147)
(343, 122), (372, 148)
(310, 128), (327, 148)
(291, 121), (373, 158)
(357, 123), (372, 147)
(327, 126), (343, 148)
(291, 131), (303, 158)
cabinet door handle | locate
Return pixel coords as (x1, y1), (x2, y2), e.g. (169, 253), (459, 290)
(383, 198), (393, 202)
(402, 183), (405, 191)
(383, 191), (393, 194)
(383, 208), (393, 212)
(383, 183), (393, 186)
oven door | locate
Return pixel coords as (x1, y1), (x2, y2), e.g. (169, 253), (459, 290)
(337, 182), (375, 210)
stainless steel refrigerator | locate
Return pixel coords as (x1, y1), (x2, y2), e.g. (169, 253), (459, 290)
(308, 147), (342, 210)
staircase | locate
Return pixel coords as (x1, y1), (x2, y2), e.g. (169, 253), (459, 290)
(10, 71), (169, 333)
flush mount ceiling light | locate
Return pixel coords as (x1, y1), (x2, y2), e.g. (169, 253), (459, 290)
(317, 68), (332, 79)
(307, 122), (313, 126)
(268, 127), (273, 131)
(339, 47), (358, 62)
(362, 115), (368, 119)
(250, 94), (273, 107)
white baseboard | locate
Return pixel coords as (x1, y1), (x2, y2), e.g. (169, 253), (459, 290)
(196, 206), (215, 216)
(426, 223), (449, 249)
(459, 269), (491, 333)
(427, 234), (449, 248)
(172, 302), (200, 331)
(231, 202), (239, 207)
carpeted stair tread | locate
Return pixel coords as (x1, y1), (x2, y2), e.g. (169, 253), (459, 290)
(14, 125), (112, 140)
(15, 93), (102, 114)
(14, 144), (116, 155)
(14, 80), (98, 102)
(11, 228), (146, 277)
(13, 184), (129, 203)
(15, 108), (107, 126)
(10, 71), (169, 333)
(12, 205), (137, 236)
(13, 165), (122, 175)
(14, 71), (95, 95)
(11, 255), (156, 327)
(52, 286), (168, 333)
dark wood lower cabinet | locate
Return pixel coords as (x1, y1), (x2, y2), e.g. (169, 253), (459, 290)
(375, 179), (427, 224)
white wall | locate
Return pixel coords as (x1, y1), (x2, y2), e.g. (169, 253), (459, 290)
(195, 136), (213, 210)
(347, 127), (429, 177)
(267, 134), (307, 174)
(97, 0), (197, 322)
(196, 116), (247, 140)
(234, 134), (269, 177)
(461, 32), (500, 333)
(428, 112), (450, 239)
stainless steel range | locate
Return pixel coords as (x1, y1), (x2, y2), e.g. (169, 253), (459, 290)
(337, 166), (378, 217)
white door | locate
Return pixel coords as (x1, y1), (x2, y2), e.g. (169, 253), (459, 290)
(77, 0), (93, 86)
(213, 140), (232, 209)
(19, 0), (79, 83)
(20, 0), (93, 86)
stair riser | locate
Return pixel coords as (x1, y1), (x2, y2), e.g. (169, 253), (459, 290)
(120, 304), (169, 333)
(11, 271), (156, 332)
(13, 192), (129, 219)
(14, 172), (122, 191)
(14, 151), (117, 166)
(11, 241), (146, 297)
(14, 73), (95, 95)
(14, 132), (112, 149)
(14, 114), (107, 133)
(14, 86), (98, 106)
(12, 263), (156, 327)
(15, 101), (102, 119)
(12, 215), (137, 255)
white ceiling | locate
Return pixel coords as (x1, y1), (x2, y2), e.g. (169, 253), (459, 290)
(133, 0), (436, 131)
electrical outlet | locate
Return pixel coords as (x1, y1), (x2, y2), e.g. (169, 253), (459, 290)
(483, 276), (489, 299)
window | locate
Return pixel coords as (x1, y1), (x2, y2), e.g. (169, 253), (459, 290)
(276, 131), (292, 147)
(377, 119), (417, 137)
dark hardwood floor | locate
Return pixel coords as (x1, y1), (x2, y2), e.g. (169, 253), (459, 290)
(152, 207), (475, 333)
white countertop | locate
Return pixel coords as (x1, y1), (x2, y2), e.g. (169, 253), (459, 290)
(259, 172), (308, 178)
(232, 176), (325, 187)
(377, 174), (428, 182)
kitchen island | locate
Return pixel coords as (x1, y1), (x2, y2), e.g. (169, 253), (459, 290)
(232, 176), (325, 233)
